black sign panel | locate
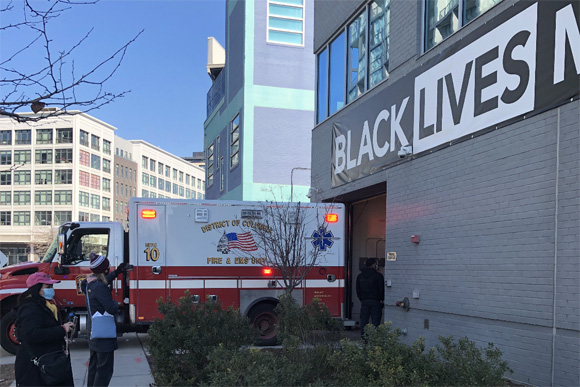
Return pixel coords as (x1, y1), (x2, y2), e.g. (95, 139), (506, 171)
(331, 0), (579, 187)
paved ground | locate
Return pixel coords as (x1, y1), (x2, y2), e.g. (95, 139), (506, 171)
(0, 333), (154, 387)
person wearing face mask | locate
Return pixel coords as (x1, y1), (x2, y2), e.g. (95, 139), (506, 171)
(14, 272), (74, 386)
(356, 258), (385, 338)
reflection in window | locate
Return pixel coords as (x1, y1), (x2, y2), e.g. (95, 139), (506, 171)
(230, 114), (240, 169)
(267, 0), (304, 45)
(369, 0), (390, 87)
(34, 211), (52, 226)
(348, 12), (367, 103)
(329, 31), (346, 116)
(317, 48), (328, 123)
(14, 211), (30, 226)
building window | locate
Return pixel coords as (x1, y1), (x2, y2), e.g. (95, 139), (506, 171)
(115, 164), (119, 177)
(91, 154), (101, 170)
(348, 12), (367, 103)
(142, 172), (149, 185)
(150, 175), (156, 188)
(0, 130), (11, 145)
(220, 157), (225, 192)
(13, 191), (30, 205)
(425, 0), (501, 51)
(34, 211), (52, 226)
(56, 128), (73, 144)
(150, 159), (155, 172)
(80, 130), (89, 146)
(329, 32), (346, 116)
(0, 211), (11, 225)
(13, 171), (31, 185)
(129, 168), (133, 181)
(207, 143), (214, 187)
(90, 174), (100, 189)
(165, 181), (171, 192)
(267, 0), (304, 45)
(230, 114), (240, 169)
(142, 189), (149, 198)
(13, 211), (30, 226)
(172, 168), (177, 180)
(172, 183), (178, 195)
(369, 0), (390, 87)
(55, 149), (73, 163)
(102, 197), (110, 211)
(14, 150), (31, 165)
(55, 170), (73, 184)
(90, 214), (100, 222)
(91, 134), (100, 151)
(0, 191), (11, 205)
(0, 150), (11, 165)
(35, 170), (52, 185)
(36, 129), (53, 144)
(90, 194), (100, 209)
(317, 48), (328, 122)
(103, 158), (111, 173)
(35, 149), (53, 164)
(179, 171), (183, 183)
(158, 162), (164, 175)
(54, 190), (72, 205)
(80, 150), (90, 166)
(15, 130), (32, 145)
(79, 211), (89, 221)
(35, 190), (52, 205)
(102, 178), (111, 192)
(79, 171), (89, 186)
(179, 186), (184, 197)
(103, 139), (111, 155)
(79, 191), (89, 207)
(54, 211), (72, 224)
(142, 156), (148, 168)
(158, 178), (164, 190)
(1, 172), (11, 186)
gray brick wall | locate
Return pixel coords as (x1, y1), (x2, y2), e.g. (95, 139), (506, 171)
(383, 100), (579, 386)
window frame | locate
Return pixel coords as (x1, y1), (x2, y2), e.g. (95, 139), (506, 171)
(230, 114), (240, 170)
(267, 0), (306, 46)
(15, 130), (32, 145)
(36, 129), (53, 145)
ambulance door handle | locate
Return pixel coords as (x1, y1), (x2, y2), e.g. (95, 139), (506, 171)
(152, 266), (162, 275)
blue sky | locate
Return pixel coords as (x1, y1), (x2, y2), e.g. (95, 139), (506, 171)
(1, 0), (226, 157)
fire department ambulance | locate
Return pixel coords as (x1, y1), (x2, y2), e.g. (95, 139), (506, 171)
(0, 198), (345, 354)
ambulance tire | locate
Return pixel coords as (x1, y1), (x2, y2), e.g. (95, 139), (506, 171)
(249, 303), (279, 346)
(1, 311), (19, 355)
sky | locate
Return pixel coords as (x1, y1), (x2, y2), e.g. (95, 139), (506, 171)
(1, 0), (226, 157)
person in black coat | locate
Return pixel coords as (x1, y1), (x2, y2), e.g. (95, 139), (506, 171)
(15, 272), (75, 386)
(356, 258), (385, 338)
(81, 253), (125, 387)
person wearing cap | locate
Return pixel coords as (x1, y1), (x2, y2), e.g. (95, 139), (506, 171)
(356, 258), (385, 338)
(81, 253), (126, 387)
(14, 272), (74, 386)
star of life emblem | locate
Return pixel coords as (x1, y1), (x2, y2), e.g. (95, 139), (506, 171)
(311, 227), (335, 251)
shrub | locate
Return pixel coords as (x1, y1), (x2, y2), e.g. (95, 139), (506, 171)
(147, 293), (256, 386)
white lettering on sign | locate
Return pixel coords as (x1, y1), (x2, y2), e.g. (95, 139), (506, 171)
(554, 4), (580, 84)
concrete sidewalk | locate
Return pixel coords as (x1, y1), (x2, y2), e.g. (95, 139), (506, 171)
(2, 333), (154, 387)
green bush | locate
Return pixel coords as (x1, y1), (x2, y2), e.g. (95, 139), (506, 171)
(275, 294), (343, 345)
(147, 293), (256, 386)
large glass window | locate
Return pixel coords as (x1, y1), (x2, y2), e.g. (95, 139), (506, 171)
(158, 162), (164, 175)
(0, 130), (11, 145)
(55, 170), (73, 184)
(102, 178), (111, 192)
(158, 178), (164, 190)
(79, 211), (89, 221)
(54, 211), (72, 224)
(103, 159), (111, 173)
(267, 0), (304, 45)
(54, 190), (72, 205)
(36, 129), (52, 144)
(317, 48), (329, 122)
(0, 211), (11, 225)
(56, 128), (73, 144)
(80, 150), (90, 166)
(90, 194), (100, 209)
(79, 171), (89, 186)
(150, 175), (157, 188)
(79, 191), (89, 207)
(150, 159), (155, 172)
(55, 149), (73, 163)
(103, 139), (111, 155)
(35, 190), (52, 205)
(230, 114), (240, 169)
(90, 174), (100, 189)
(0, 191), (11, 205)
(13, 211), (30, 226)
(425, 0), (501, 51)
(91, 154), (101, 170)
(79, 130), (89, 146)
(13, 191), (30, 205)
(369, 0), (390, 87)
(207, 143), (214, 187)
(142, 156), (148, 168)
(329, 32), (346, 116)
(15, 130), (31, 145)
(91, 134), (100, 151)
(348, 12), (367, 102)
(0, 150), (11, 165)
(14, 150), (31, 164)
(0, 172), (10, 185)
(35, 170), (52, 185)
(34, 211), (52, 226)
(142, 172), (149, 185)
(35, 149), (53, 164)
(102, 197), (110, 211)
(13, 171), (31, 185)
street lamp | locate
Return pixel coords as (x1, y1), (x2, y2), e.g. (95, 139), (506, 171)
(290, 167), (310, 202)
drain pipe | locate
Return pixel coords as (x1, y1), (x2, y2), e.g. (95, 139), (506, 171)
(550, 107), (561, 387)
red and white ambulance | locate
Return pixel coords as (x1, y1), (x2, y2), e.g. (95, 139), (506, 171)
(0, 198), (346, 353)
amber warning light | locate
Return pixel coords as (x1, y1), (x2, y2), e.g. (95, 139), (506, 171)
(325, 213), (339, 223)
(141, 209), (156, 219)
(263, 268), (273, 275)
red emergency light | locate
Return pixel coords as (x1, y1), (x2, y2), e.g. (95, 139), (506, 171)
(325, 213), (339, 223)
(263, 268), (273, 275)
(141, 209), (156, 219)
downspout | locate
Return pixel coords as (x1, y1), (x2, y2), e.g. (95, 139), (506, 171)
(550, 107), (561, 386)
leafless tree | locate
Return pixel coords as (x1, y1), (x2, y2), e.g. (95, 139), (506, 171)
(30, 226), (59, 260)
(0, 0), (143, 123)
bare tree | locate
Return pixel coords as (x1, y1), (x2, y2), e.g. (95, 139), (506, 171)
(30, 226), (59, 260)
(0, 0), (142, 123)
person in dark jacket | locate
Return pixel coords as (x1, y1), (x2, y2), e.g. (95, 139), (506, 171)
(81, 253), (125, 387)
(15, 272), (75, 386)
(356, 258), (385, 337)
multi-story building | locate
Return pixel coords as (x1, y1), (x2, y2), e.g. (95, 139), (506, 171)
(0, 111), (115, 263)
(0, 112), (205, 264)
(204, 0), (315, 202)
(311, 0), (579, 385)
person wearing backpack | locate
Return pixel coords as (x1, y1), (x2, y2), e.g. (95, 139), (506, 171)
(356, 258), (385, 338)
(15, 272), (75, 386)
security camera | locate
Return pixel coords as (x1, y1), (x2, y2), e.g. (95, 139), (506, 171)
(306, 191), (313, 199)
(306, 187), (318, 199)
(398, 145), (413, 158)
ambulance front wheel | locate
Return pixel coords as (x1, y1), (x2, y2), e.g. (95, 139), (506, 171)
(249, 303), (278, 346)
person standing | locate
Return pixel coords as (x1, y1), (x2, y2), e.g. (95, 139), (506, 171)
(15, 272), (75, 386)
(82, 253), (125, 387)
(356, 258), (385, 337)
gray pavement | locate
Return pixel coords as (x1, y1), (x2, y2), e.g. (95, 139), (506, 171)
(0, 333), (154, 387)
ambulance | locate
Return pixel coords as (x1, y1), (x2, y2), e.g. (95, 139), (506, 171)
(0, 198), (346, 354)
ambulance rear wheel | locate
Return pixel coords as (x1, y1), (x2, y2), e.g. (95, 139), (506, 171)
(1, 311), (19, 355)
(249, 303), (278, 346)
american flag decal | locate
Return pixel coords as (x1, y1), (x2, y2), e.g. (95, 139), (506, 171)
(226, 232), (258, 252)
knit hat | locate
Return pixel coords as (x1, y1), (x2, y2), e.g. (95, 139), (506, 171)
(26, 272), (59, 288)
(89, 252), (110, 274)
